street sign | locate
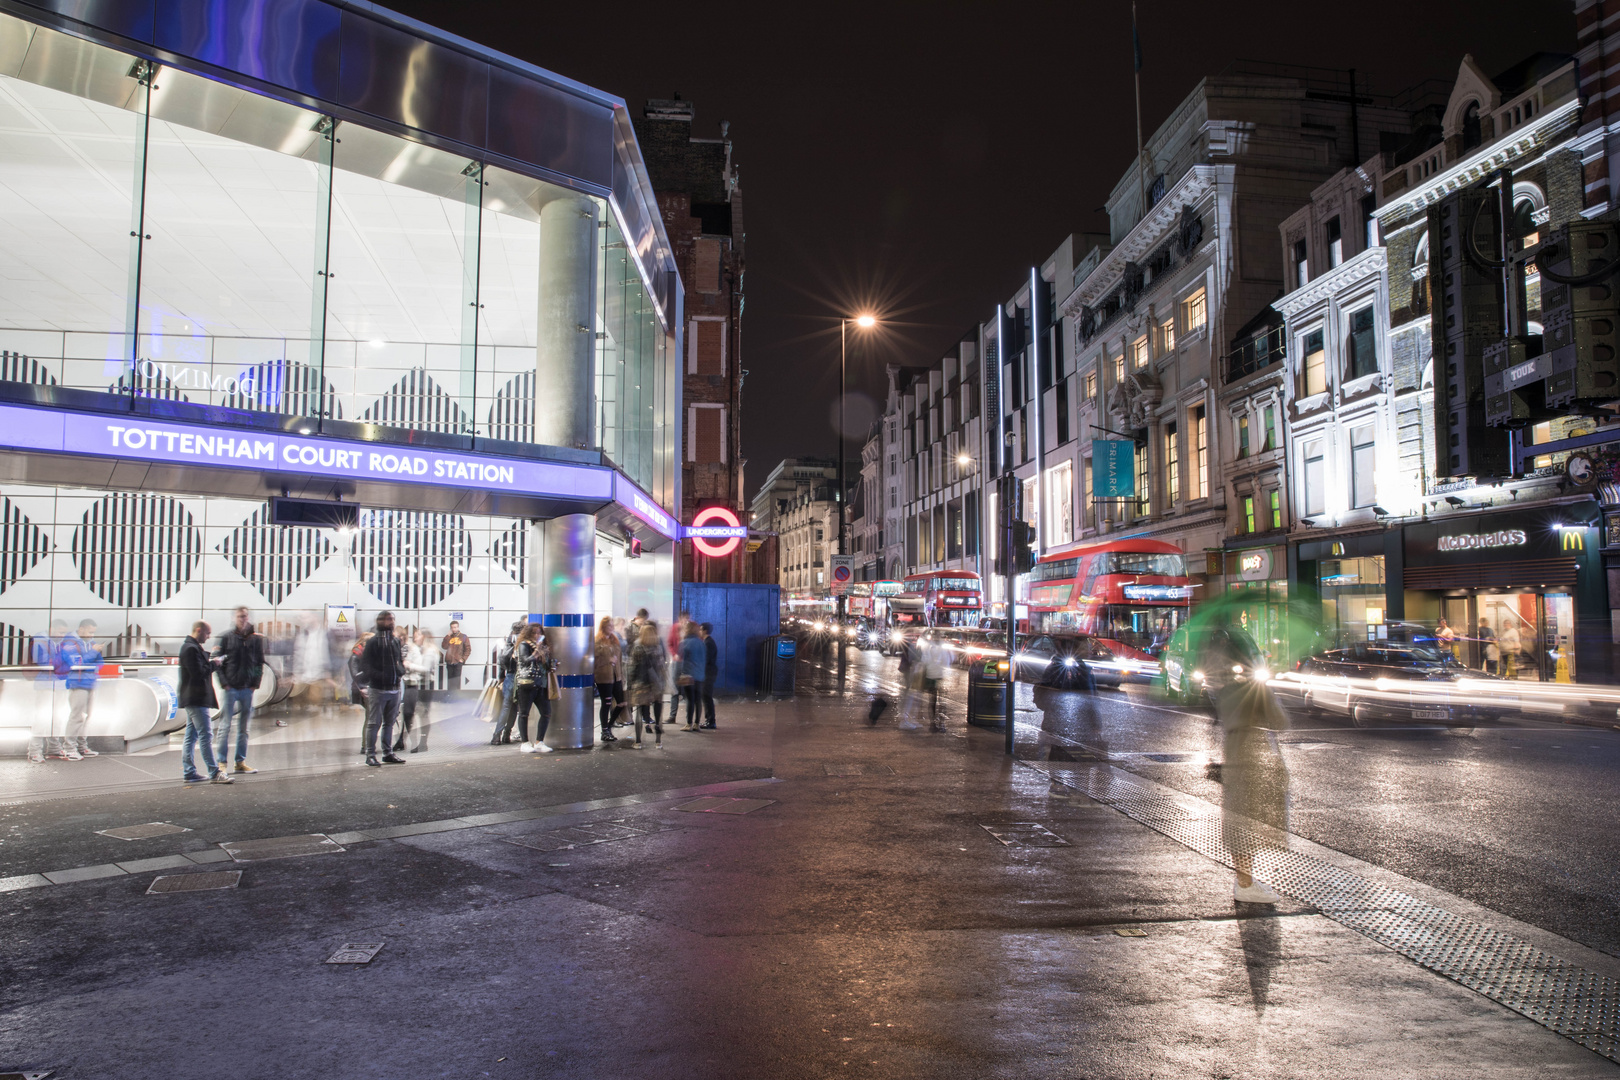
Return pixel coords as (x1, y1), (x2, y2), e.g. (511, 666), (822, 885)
(688, 505), (744, 558)
(830, 555), (855, 596)
(1093, 439), (1135, 497)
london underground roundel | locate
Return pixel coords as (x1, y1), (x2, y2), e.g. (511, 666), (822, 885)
(691, 505), (742, 558)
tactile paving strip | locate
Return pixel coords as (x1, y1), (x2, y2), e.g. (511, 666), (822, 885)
(1040, 764), (1620, 1063)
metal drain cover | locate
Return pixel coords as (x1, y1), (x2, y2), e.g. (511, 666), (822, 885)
(98, 822), (190, 841)
(325, 942), (383, 965)
(147, 871), (242, 894)
(504, 821), (656, 853)
(823, 763), (895, 777)
(981, 823), (1070, 847)
(220, 834), (343, 862)
(673, 797), (776, 815)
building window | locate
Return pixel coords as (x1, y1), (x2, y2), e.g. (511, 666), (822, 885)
(947, 499), (963, 560)
(1056, 379), (1070, 444)
(1263, 404), (1277, 451)
(688, 405), (725, 463)
(1048, 460), (1073, 546)
(1132, 335), (1150, 369)
(689, 317), (727, 374)
(1238, 414), (1250, 458)
(1294, 239), (1308, 288)
(888, 452), (896, 476)
(1181, 288), (1207, 334)
(1083, 457), (1093, 523)
(1133, 442), (1148, 516)
(1084, 368), (1098, 401)
(1327, 216), (1343, 267)
(1112, 351), (1125, 384)
(1164, 421), (1180, 504)
(1351, 425), (1376, 508)
(1192, 405), (1208, 499)
(1022, 476), (1039, 542)
(1157, 316), (1176, 355)
(1243, 495), (1256, 534)
(1347, 307), (1377, 380)
(1301, 329), (1326, 397)
(1361, 193), (1378, 248)
(1270, 489), (1282, 530)
(1304, 441), (1325, 516)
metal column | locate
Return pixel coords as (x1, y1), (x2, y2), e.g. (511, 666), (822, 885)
(530, 515), (595, 749)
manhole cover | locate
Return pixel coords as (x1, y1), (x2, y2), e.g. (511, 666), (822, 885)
(1047, 747), (1102, 762)
(981, 822), (1069, 848)
(504, 821), (656, 853)
(673, 797), (776, 815)
(823, 763), (896, 777)
(147, 871), (242, 894)
(98, 822), (190, 841)
(325, 942), (384, 965)
(220, 834), (343, 862)
(1114, 927), (1148, 937)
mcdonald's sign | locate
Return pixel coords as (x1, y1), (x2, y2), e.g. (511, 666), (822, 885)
(1562, 529), (1586, 552)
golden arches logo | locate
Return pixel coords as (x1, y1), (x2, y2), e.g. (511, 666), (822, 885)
(1562, 530), (1585, 552)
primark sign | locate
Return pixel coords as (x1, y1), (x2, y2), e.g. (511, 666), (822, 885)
(0, 402), (677, 538)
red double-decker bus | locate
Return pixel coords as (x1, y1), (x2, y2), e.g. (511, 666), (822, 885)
(1024, 538), (1191, 658)
(902, 570), (983, 626)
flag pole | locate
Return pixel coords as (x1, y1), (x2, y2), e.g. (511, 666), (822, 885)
(1132, 0), (1147, 224)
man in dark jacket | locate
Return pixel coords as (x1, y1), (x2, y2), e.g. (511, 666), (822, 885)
(359, 611), (407, 766)
(213, 607), (265, 773)
(178, 621), (230, 784)
(699, 622), (718, 729)
(441, 621), (470, 693)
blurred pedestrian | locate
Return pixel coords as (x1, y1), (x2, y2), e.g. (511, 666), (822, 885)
(359, 611), (406, 767)
(26, 618), (67, 763)
(1436, 617), (1457, 661)
(440, 620), (470, 693)
(212, 607), (264, 773)
(54, 618), (103, 760)
(178, 621), (230, 784)
(293, 611), (332, 717)
(393, 624), (421, 753)
(897, 631), (923, 730)
(1478, 617), (1498, 675)
(494, 623), (554, 752)
(921, 633), (951, 732)
(678, 622), (704, 731)
(699, 622), (718, 729)
(1218, 673), (1291, 905)
(594, 616), (624, 743)
(489, 619), (528, 745)
(627, 623), (666, 749)
(407, 628), (440, 753)
(1498, 619), (1522, 680)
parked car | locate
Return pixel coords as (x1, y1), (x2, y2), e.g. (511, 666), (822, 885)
(1271, 642), (1513, 728)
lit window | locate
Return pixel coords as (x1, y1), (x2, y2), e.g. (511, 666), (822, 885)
(1270, 490), (1282, 529)
(1084, 369), (1098, 400)
(1158, 317), (1176, 355)
(1133, 335), (1150, 369)
(1238, 414), (1250, 458)
(1351, 425), (1376, 508)
(1113, 352), (1125, 383)
(1193, 406), (1208, 499)
(1263, 404), (1277, 451)
(1302, 329), (1326, 397)
(1304, 442), (1326, 516)
(1164, 421), (1180, 504)
(1243, 495), (1256, 534)
(1181, 288), (1207, 334)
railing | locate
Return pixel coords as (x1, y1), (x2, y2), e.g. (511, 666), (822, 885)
(1224, 328), (1287, 383)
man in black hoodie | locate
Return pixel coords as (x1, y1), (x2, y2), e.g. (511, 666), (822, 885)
(359, 611), (406, 766)
(178, 621), (230, 784)
(212, 606), (265, 773)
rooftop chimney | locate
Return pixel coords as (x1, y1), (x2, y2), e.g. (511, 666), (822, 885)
(644, 96), (694, 123)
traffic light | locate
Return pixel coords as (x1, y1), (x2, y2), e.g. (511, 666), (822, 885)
(1011, 520), (1037, 575)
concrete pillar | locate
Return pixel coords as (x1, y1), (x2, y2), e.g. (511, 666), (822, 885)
(530, 194), (599, 749)
(530, 516), (596, 749)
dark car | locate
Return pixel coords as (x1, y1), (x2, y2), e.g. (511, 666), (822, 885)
(1013, 633), (1116, 690)
(1272, 642), (1513, 728)
(1161, 624), (1266, 706)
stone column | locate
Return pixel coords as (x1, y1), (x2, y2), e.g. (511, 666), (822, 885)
(529, 194), (599, 749)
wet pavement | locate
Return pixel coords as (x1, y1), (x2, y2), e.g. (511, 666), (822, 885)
(3, 648), (1619, 1078)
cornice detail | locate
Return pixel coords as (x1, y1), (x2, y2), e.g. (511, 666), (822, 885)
(1062, 166), (1221, 313)
(1273, 246), (1387, 318)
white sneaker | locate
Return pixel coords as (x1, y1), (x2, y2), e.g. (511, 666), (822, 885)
(534, 743), (554, 753)
(1234, 880), (1283, 904)
(27, 749), (43, 764)
(518, 742), (535, 754)
(898, 720), (921, 730)
(77, 745), (99, 757)
(63, 749), (83, 761)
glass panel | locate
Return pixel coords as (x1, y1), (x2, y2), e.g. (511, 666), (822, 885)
(475, 164), (559, 444)
(136, 66), (329, 416)
(324, 123), (477, 433)
(0, 18), (145, 395)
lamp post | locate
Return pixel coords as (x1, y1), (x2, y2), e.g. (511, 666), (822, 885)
(838, 314), (877, 684)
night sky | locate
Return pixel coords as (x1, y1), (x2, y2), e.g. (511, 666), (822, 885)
(390, 0), (1573, 499)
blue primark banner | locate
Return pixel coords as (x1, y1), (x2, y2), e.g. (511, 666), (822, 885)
(1093, 439), (1135, 498)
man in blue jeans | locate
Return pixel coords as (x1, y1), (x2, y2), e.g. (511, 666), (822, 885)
(213, 606), (265, 773)
(359, 610), (407, 766)
(178, 621), (231, 784)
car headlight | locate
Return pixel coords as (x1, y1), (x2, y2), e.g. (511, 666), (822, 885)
(1231, 664), (1244, 673)
(891, 631), (903, 643)
(1252, 667), (1270, 684)
(1062, 657), (1077, 668)
(1192, 669), (1206, 683)
(812, 622), (825, 632)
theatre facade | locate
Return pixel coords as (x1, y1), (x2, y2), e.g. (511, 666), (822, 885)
(0, 0), (683, 751)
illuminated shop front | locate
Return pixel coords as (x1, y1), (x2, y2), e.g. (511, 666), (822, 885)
(0, 1), (683, 753)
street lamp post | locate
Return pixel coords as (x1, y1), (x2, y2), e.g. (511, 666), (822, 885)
(837, 314), (876, 686)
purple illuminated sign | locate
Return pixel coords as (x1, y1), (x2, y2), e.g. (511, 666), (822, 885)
(0, 402), (678, 539)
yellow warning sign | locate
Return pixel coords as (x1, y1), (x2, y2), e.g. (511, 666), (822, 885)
(336, 611), (348, 623)
(326, 604), (357, 634)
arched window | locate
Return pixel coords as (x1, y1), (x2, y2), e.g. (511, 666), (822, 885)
(1512, 182), (1545, 247)
(1462, 102), (1483, 151)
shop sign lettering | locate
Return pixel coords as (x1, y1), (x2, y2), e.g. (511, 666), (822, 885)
(139, 359), (257, 398)
(1437, 529), (1526, 552)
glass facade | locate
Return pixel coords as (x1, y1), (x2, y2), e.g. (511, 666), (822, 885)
(0, 14), (675, 501)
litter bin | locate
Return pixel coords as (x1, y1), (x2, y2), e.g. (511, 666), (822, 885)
(967, 657), (1009, 729)
(761, 635), (797, 697)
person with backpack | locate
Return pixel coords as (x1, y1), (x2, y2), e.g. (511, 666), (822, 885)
(626, 623), (667, 749)
(212, 606), (265, 773)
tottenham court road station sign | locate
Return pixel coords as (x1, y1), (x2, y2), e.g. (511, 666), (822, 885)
(0, 401), (677, 539)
